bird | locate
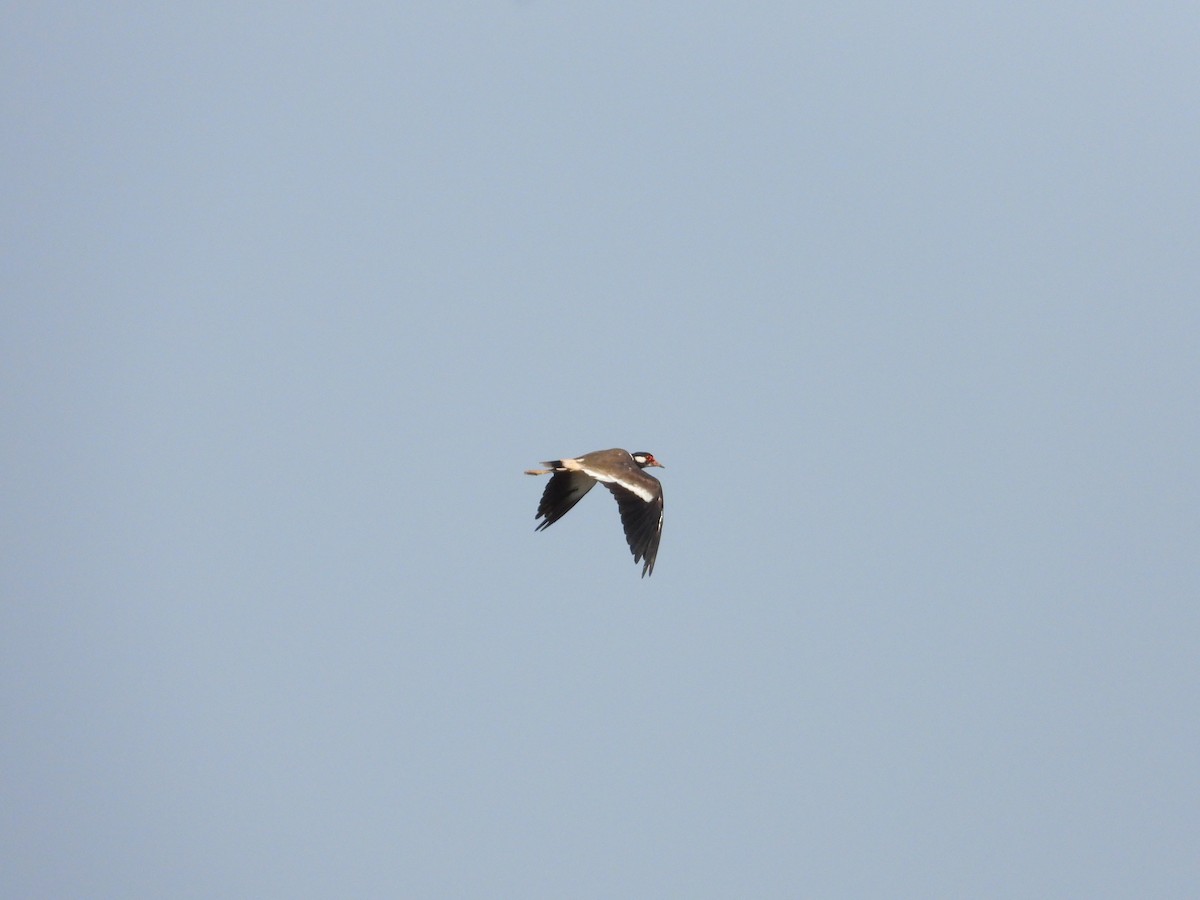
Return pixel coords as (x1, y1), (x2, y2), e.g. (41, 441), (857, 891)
(525, 448), (665, 577)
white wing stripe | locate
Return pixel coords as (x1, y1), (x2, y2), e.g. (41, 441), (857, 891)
(580, 466), (656, 502)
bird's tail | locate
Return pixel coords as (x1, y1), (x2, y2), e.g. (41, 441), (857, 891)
(524, 459), (565, 476)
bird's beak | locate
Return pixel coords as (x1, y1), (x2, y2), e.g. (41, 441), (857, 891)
(652, 460), (665, 468)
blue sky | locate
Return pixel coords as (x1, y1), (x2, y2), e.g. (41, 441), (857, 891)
(4, 3), (1198, 896)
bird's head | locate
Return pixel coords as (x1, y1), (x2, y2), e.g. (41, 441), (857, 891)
(632, 452), (664, 469)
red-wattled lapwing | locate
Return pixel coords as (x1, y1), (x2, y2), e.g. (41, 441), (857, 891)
(525, 449), (665, 577)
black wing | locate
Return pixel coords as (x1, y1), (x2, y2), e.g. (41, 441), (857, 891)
(534, 471), (596, 531)
(602, 480), (664, 577)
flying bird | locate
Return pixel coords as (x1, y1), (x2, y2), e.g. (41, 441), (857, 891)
(525, 448), (665, 577)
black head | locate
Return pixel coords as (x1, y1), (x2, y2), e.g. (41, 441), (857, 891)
(631, 452), (664, 469)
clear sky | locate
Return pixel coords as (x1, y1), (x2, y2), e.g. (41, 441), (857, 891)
(4, 3), (1198, 897)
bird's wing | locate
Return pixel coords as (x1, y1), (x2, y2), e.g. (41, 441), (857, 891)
(534, 471), (597, 531)
(600, 472), (664, 577)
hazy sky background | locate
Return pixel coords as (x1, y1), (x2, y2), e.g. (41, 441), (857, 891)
(4, 3), (1198, 897)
